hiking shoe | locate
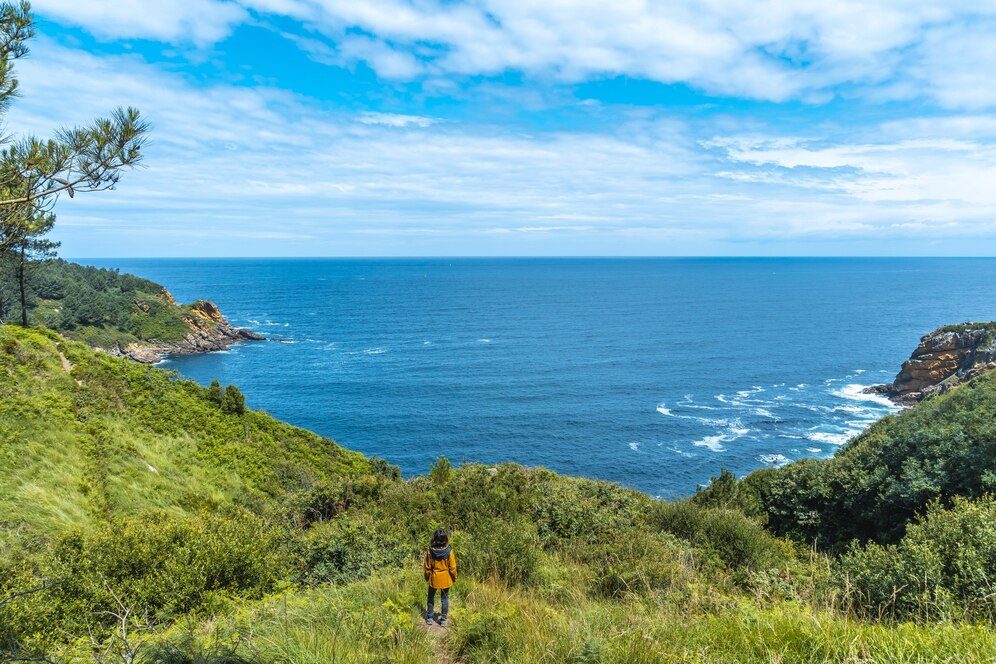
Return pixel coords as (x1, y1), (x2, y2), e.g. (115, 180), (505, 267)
(438, 616), (448, 627)
(425, 615), (433, 626)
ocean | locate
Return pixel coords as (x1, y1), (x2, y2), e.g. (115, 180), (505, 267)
(82, 257), (996, 498)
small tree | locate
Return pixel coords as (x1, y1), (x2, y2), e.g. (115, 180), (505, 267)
(430, 456), (453, 486)
(11, 211), (57, 325)
(206, 380), (223, 405)
(220, 385), (245, 415)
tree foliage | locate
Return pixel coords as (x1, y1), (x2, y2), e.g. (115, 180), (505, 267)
(0, 2), (147, 319)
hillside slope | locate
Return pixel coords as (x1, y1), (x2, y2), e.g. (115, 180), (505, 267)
(2, 323), (996, 661)
(0, 324), (370, 542)
(706, 358), (996, 551)
(4, 259), (262, 361)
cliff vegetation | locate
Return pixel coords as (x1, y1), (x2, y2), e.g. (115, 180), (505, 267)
(2, 324), (995, 662)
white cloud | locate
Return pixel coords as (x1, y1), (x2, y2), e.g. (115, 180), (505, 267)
(357, 112), (438, 128)
(29, 1), (996, 110)
(910, 23), (996, 110)
(6, 39), (996, 256)
(239, 0), (996, 108)
(32, 0), (246, 43)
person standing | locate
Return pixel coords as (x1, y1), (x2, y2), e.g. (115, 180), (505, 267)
(424, 529), (457, 626)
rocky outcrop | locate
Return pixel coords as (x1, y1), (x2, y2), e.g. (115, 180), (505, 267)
(113, 298), (264, 364)
(870, 323), (996, 404)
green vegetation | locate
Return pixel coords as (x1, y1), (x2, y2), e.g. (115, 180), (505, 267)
(3, 1), (990, 657)
(1, 258), (201, 348)
(0, 325), (369, 541)
(0, 2), (147, 329)
(937, 321), (996, 334)
(2, 323), (995, 661)
(695, 370), (996, 554)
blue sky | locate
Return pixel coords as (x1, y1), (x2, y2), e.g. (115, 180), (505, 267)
(7, 1), (996, 257)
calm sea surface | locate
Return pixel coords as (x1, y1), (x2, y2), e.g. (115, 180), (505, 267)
(82, 258), (996, 497)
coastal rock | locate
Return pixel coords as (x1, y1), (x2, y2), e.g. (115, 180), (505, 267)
(870, 323), (996, 404)
(114, 296), (264, 364)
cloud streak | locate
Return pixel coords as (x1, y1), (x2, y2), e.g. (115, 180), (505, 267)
(5, 25), (996, 256)
(33, 1), (996, 109)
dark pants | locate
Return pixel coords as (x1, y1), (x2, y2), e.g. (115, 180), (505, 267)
(426, 587), (449, 619)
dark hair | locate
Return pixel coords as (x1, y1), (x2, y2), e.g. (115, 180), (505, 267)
(431, 529), (449, 547)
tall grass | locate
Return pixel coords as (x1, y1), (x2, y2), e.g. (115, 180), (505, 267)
(146, 567), (996, 664)
(5, 323), (996, 662)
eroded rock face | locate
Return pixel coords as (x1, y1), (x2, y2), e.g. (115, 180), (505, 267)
(872, 323), (996, 404)
(113, 294), (265, 364)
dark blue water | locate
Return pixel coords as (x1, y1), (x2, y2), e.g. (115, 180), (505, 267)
(82, 258), (996, 497)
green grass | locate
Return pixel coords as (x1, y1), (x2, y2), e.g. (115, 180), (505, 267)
(0, 324), (371, 544)
(3, 322), (996, 662)
(937, 321), (996, 334)
(142, 569), (996, 664)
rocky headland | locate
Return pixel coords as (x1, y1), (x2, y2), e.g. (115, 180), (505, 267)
(869, 322), (996, 404)
(112, 297), (264, 363)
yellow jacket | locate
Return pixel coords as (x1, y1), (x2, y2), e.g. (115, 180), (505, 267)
(424, 546), (457, 589)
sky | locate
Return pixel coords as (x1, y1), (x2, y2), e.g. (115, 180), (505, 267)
(5, 1), (996, 257)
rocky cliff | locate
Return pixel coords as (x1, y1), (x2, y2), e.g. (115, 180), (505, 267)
(114, 298), (264, 363)
(871, 322), (996, 404)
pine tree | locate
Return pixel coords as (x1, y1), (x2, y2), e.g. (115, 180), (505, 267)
(11, 212), (57, 326)
(0, 2), (147, 305)
(207, 380), (223, 405)
(221, 385), (246, 415)
(430, 456), (453, 486)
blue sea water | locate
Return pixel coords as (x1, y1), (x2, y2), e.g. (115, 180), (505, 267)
(82, 257), (996, 498)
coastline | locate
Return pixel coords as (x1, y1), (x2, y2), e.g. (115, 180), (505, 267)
(107, 299), (265, 364)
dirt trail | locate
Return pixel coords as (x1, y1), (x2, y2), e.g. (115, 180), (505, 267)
(420, 618), (454, 664)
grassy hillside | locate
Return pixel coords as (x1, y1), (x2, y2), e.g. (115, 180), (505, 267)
(2, 323), (995, 662)
(0, 325), (371, 542)
(696, 370), (996, 550)
(2, 259), (202, 348)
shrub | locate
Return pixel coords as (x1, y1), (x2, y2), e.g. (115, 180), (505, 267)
(206, 379), (223, 405)
(221, 385), (245, 415)
(284, 476), (390, 528)
(571, 530), (699, 599)
(693, 468), (768, 519)
(430, 463), (536, 527)
(37, 511), (286, 640)
(529, 476), (647, 546)
(298, 515), (411, 586)
(429, 455), (453, 486)
(370, 456), (401, 480)
(648, 501), (791, 581)
(839, 496), (996, 622)
(754, 373), (996, 550)
(458, 518), (543, 587)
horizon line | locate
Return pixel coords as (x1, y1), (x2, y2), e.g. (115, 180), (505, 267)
(65, 255), (996, 261)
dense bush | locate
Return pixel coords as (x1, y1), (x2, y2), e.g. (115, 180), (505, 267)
(457, 517), (543, 587)
(570, 530), (699, 598)
(221, 384), (246, 415)
(433, 464), (537, 526)
(298, 514), (411, 586)
(529, 475), (648, 545)
(2, 511), (286, 653)
(693, 468), (769, 519)
(284, 476), (389, 527)
(840, 496), (996, 622)
(700, 372), (996, 552)
(648, 501), (792, 581)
